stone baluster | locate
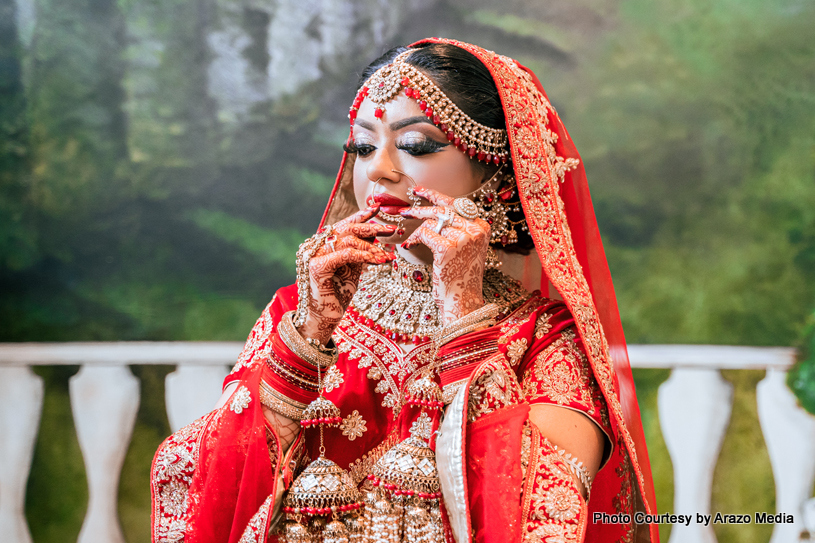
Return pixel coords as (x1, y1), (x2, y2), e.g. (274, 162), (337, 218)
(660, 367), (733, 543)
(70, 366), (140, 543)
(0, 366), (44, 543)
(165, 364), (229, 432)
(757, 368), (815, 543)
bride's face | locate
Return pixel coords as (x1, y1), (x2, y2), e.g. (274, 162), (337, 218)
(351, 92), (486, 243)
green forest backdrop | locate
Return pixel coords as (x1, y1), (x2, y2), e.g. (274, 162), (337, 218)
(1, 0), (814, 542)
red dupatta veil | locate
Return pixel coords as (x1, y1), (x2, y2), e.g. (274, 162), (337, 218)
(321, 37), (659, 542)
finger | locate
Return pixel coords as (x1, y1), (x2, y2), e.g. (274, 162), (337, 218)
(413, 186), (455, 206)
(313, 248), (391, 274)
(400, 207), (469, 230)
(335, 235), (386, 254)
(403, 221), (456, 251)
(347, 204), (381, 224)
(398, 205), (448, 221)
(341, 222), (397, 239)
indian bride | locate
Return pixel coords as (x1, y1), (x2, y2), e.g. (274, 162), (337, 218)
(151, 38), (659, 543)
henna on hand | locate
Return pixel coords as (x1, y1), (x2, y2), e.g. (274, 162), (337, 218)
(297, 207), (396, 344)
(400, 187), (489, 324)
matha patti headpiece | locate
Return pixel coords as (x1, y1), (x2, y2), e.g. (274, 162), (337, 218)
(349, 50), (510, 165)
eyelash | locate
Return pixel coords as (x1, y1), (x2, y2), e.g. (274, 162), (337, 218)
(343, 139), (448, 157)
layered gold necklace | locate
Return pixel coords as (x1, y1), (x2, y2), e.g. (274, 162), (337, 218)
(347, 255), (530, 343)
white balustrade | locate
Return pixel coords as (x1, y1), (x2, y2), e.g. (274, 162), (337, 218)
(659, 368), (733, 543)
(0, 366), (43, 543)
(757, 369), (815, 543)
(165, 364), (230, 431)
(0, 342), (811, 543)
(70, 366), (140, 543)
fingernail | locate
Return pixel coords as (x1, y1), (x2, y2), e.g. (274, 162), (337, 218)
(400, 242), (410, 249)
(387, 253), (397, 260)
(385, 224), (397, 229)
(376, 255), (388, 263)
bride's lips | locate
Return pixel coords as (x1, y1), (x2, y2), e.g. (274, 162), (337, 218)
(369, 194), (412, 215)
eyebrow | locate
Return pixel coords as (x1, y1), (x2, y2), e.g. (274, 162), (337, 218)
(354, 116), (436, 132)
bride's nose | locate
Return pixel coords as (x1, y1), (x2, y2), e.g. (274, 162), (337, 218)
(366, 148), (399, 186)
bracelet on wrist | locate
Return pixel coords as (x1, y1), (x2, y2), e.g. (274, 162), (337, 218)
(278, 310), (338, 368)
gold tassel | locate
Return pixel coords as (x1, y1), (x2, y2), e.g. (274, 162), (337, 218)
(324, 519), (350, 543)
(285, 520), (313, 543)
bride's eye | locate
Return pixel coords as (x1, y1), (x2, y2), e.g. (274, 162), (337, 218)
(343, 140), (376, 157)
(397, 135), (448, 156)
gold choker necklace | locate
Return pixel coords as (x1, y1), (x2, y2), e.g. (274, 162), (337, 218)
(347, 256), (530, 343)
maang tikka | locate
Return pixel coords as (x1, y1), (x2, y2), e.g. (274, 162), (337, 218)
(349, 49), (510, 165)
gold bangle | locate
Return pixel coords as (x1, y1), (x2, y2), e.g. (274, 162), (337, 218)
(259, 379), (308, 421)
(278, 311), (337, 368)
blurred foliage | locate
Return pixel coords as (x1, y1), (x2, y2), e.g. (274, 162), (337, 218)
(1, 0), (813, 541)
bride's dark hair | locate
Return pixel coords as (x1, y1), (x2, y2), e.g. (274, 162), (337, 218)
(357, 42), (534, 255)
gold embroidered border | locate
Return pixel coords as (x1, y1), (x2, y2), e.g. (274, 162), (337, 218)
(425, 39), (653, 517)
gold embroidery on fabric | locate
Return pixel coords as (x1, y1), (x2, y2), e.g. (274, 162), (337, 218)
(238, 495), (275, 543)
(335, 316), (434, 414)
(523, 330), (594, 408)
(498, 296), (547, 346)
(507, 338), (529, 367)
(340, 409), (367, 441)
(535, 312), (553, 339)
(467, 355), (523, 422)
(521, 428), (585, 543)
(613, 432), (636, 543)
(152, 413), (214, 542)
(230, 385), (252, 414)
(323, 365), (344, 393)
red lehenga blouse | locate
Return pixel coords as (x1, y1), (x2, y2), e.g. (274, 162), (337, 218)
(151, 38), (658, 543)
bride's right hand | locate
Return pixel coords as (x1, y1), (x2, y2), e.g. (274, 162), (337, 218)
(297, 205), (396, 345)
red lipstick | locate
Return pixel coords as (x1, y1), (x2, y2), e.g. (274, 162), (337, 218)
(369, 193), (411, 215)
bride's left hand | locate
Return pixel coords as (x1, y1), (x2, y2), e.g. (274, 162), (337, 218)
(399, 186), (490, 324)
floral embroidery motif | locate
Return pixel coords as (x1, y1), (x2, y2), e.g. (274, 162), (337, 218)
(523, 331), (594, 409)
(507, 338), (529, 366)
(410, 411), (433, 440)
(467, 355), (523, 422)
(323, 365), (344, 393)
(340, 410), (367, 441)
(230, 385), (252, 414)
(543, 486), (582, 522)
(152, 413), (213, 542)
(238, 495), (274, 543)
(535, 312), (553, 339)
(521, 426), (586, 543)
